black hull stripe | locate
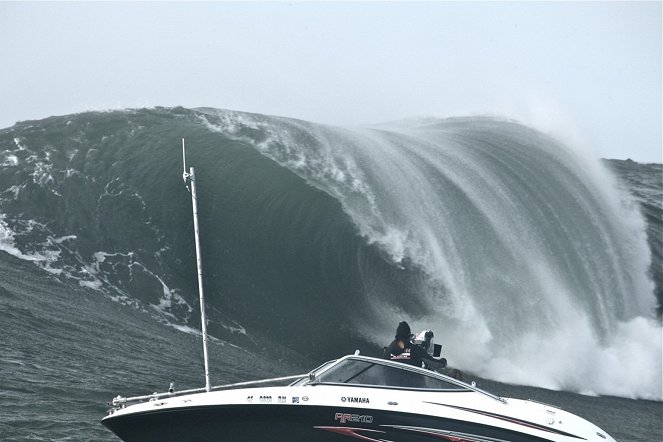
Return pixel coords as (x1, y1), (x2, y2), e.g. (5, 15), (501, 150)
(381, 424), (512, 441)
(424, 402), (586, 440)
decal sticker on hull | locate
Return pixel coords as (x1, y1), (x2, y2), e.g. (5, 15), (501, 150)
(341, 396), (370, 403)
(315, 426), (385, 442)
(381, 425), (511, 442)
(335, 412), (374, 424)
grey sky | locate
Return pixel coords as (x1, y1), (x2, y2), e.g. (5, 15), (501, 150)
(1, 1), (661, 162)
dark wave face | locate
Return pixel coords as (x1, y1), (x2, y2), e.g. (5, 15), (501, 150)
(603, 158), (663, 314)
(0, 107), (660, 399)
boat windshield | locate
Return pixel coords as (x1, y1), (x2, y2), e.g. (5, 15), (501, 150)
(312, 357), (469, 391)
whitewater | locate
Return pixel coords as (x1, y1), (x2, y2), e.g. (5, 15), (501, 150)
(199, 108), (661, 400)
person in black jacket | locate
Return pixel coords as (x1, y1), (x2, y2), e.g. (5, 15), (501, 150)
(383, 321), (447, 369)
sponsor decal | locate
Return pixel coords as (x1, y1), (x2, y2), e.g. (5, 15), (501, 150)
(334, 412), (374, 424)
(278, 396), (287, 404)
(292, 396), (299, 404)
(247, 395), (254, 403)
(259, 395), (272, 403)
(302, 396), (309, 402)
(341, 396), (370, 403)
(390, 351), (411, 360)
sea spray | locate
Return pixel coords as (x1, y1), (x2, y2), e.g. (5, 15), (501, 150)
(200, 109), (661, 399)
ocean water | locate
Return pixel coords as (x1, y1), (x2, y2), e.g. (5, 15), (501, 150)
(0, 107), (661, 441)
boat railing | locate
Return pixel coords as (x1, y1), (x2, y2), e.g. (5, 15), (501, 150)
(320, 354), (508, 404)
(108, 355), (506, 411)
(108, 374), (307, 409)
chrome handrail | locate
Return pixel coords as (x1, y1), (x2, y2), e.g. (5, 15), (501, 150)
(108, 374), (307, 409)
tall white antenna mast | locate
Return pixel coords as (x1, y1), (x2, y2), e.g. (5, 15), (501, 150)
(182, 138), (211, 392)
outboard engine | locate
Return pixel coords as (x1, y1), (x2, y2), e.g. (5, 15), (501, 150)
(413, 330), (442, 358)
(412, 330), (463, 380)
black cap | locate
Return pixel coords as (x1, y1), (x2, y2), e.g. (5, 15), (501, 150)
(395, 321), (411, 340)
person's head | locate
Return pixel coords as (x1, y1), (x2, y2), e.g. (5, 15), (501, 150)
(395, 321), (412, 341)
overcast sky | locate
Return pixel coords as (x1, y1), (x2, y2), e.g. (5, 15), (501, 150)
(1, 2), (661, 162)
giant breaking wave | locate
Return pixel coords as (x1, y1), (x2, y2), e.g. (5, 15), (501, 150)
(0, 107), (660, 400)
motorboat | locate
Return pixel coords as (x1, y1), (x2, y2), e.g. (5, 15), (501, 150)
(102, 352), (616, 441)
(101, 140), (617, 441)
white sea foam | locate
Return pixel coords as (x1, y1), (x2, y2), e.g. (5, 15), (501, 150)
(64, 168), (81, 178)
(79, 279), (103, 290)
(472, 315), (662, 400)
(219, 321), (247, 336)
(1, 154), (18, 166)
(29, 159), (55, 186)
(0, 215), (59, 264)
(149, 274), (192, 321)
(165, 322), (237, 347)
(13, 137), (28, 150)
(3, 184), (25, 199)
(167, 323), (204, 336)
(52, 235), (77, 244)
